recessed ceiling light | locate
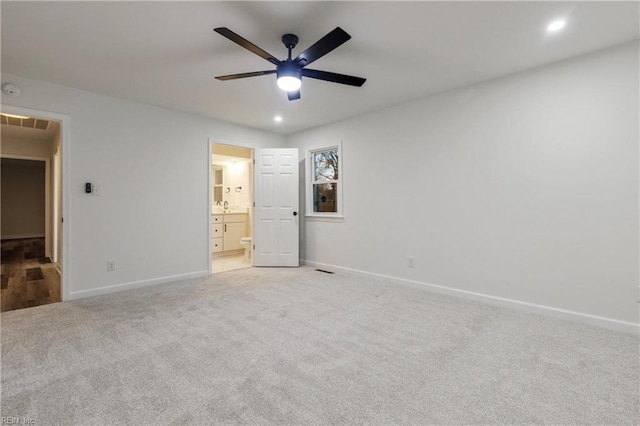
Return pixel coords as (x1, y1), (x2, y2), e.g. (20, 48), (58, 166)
(274, 116), (283, 123)
(547, 20), (566, 33)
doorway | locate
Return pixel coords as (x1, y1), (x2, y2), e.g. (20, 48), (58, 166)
(207, 141), (300, 274)
(1, 111), (64, 311)
(210, 143), (254, 274)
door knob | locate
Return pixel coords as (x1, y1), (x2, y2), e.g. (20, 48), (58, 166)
(293, 212), (298, 216)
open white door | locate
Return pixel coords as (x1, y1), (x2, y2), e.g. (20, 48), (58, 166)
(253, 148), (299, 267)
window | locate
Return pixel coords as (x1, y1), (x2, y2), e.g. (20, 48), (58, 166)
(307, 143), (343, 219)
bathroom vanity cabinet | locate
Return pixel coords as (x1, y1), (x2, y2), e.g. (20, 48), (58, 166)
(212, 214), (223, 253)
(212, 213), (247, 255)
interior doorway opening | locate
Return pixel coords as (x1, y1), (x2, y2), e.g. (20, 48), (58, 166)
(1, 112), (64, 311)
(210, 143), (254, 274)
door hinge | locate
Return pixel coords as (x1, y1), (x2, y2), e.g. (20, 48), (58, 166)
(253, 159), (255, 165)
(253, 244), (255, 250)
(253, 202), (255, 207)
(61, 217), (64, 223)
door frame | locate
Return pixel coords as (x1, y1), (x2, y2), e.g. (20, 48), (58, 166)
(1, 104), (71, 301)
(207, 138), (254, 275)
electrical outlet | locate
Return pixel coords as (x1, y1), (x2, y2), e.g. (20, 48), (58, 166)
(107, 259), (116, 271)
(408, 257), (415, 268)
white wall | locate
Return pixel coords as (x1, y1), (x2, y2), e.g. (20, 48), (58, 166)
(212, 145), (253, 211)
(1, 73), (285, 298)
(223, 160), (252, 210)
(1, 160), (46, 238)
(287, 42), (639, 326)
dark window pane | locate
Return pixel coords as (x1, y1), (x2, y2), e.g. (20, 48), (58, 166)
(313, 149), (338, 182)
(313, 183), (337, 213)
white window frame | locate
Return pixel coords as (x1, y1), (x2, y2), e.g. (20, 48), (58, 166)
(306, 142), (344, 221)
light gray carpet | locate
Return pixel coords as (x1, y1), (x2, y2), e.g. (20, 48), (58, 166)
(1, 266), (638, 425)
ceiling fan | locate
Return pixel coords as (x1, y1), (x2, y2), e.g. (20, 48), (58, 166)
(214, 27), (366, 101)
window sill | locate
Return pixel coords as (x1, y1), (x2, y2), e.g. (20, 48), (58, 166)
(305, 214), (344, 223)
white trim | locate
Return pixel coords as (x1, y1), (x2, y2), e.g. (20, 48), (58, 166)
(68, 270), (209, 300)
(305, 215), (345, 222)
(303, 260), (640, 335)
(52, 146), (60, 263)
(1, 104), (71, 301)
(249, 149), (254, 268)
(207, 138), (213, 275)
(0, 233), (45, 240)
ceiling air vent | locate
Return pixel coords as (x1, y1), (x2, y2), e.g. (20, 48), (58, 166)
(0, 114), (50, 130)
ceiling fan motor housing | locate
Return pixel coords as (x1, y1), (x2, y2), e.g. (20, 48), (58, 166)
(281, 34), (299, 50)
(277, 60), (302, 81)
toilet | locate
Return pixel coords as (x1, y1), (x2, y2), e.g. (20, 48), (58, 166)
(240, 237), (252, 261)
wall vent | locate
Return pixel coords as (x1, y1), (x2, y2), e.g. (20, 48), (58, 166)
(1, 114), (50, 130)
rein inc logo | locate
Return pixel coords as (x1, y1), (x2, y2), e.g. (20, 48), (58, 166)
(1, 418), (35, 425)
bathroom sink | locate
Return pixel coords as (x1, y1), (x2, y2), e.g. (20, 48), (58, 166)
(212, 207), (247, 214)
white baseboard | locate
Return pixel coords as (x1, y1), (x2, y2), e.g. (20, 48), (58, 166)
(68, 270), (209, 300)
(304, 260), (639, 335)
(1, 233), (45, 240)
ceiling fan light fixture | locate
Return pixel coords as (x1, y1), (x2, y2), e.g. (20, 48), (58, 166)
(276, 61), (302, 92)
(277, 76), (302, 92)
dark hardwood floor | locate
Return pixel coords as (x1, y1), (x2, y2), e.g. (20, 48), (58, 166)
(1, 238), (61, 312)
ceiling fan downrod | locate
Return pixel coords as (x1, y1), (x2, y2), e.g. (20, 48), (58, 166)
(281, 34), (298, 61)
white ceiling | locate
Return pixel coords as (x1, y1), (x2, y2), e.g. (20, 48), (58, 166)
(2, 2), (638, 135)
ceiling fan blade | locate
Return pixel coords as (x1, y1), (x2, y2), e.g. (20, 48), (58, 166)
(214, 27), (281, 66)
(215, 70), (277, 81)
(302, 69), (366, 87)
(287, 90), (301, 101)
(294, 27), (351, 67)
